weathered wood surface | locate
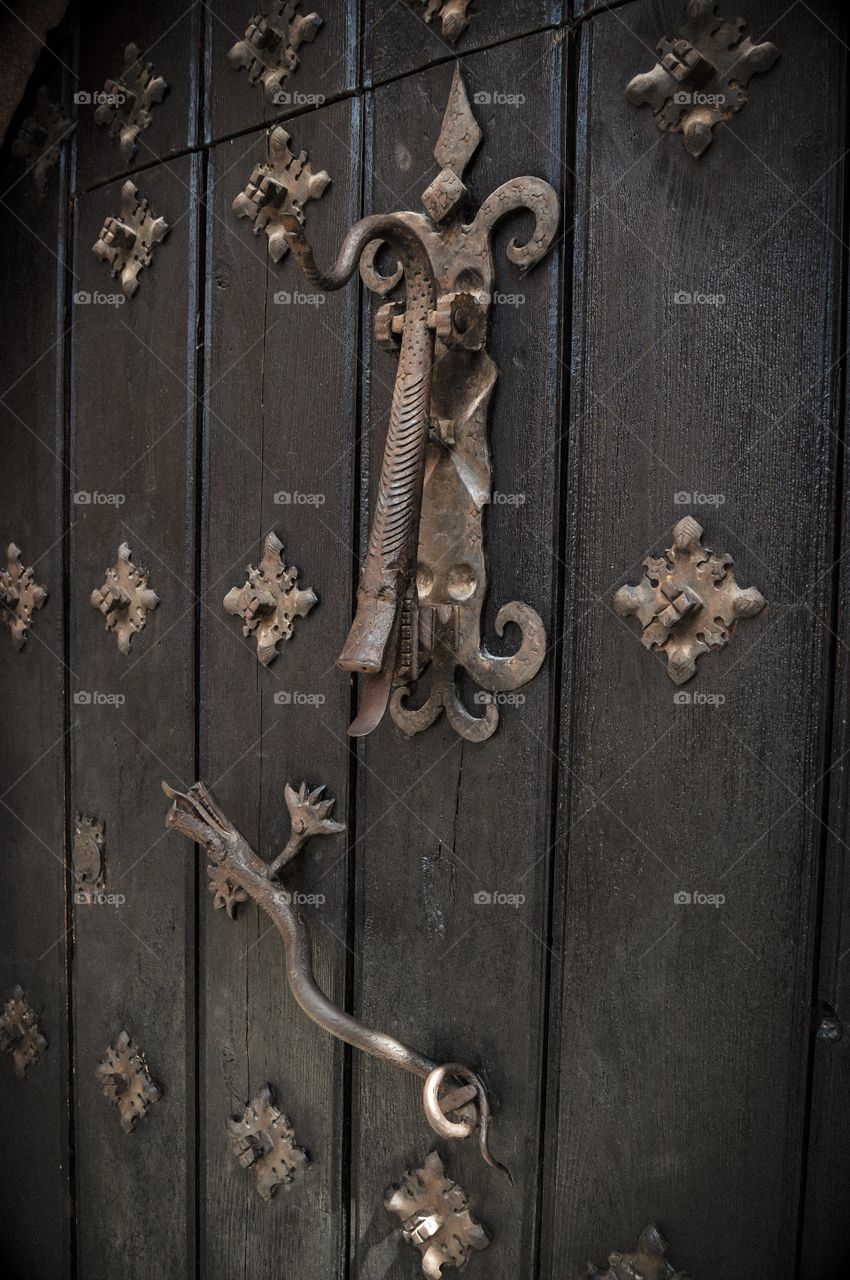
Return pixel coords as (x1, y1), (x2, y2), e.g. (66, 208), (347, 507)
(69, 156), (199, 1279)
(197, 96), (360, 1280)
(0, 63), (71, 1280)
(542, 3), (847, 1278)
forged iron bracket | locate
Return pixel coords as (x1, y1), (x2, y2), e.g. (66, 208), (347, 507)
(584, 1223), (688, 1280)
(625, 0), (780, 158)
(385, 1149), (489, 1277)
(228, 2), (322, 102)
(11, 86), (75, 193)
(613, 516), (765, 684)
(229, 1084), (309, 1199)
(223, 530), (317, 665)
(281, 66), (559, 740)
(95, 1029), (161, 1133)
(90, 541), (160, 655)
(233, 124), (330, 264)
(0, 542), (48, 651)
(93, 180), (170, 298)
(417, 1), (475, 44)
(93, 42), (168, 161)
(0, 986), (47, 1078)
(164, 778), (509, 1178)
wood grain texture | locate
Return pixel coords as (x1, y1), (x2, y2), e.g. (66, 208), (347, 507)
(203, 0), (359, 144)
(352, 36), (563, 1278)
(542, 3), (847, 1278)
(73, 0), (200, 192)
(0, 68), (71, 1280)
(69, 156), (199, 1279)
(363, 0), (561, 87)
(196, 96), (359, 1280)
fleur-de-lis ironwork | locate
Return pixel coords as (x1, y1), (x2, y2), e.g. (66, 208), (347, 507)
(95, 1030), (160, 1133)
(228, 3), (323, 102)
(385, 1149), (489, 1277)
(0, 543), (48, 651)
(228, 1084), (309, 1199)
(90, 542), (160, 654)
(282, 66), (559, 740)
(223, 531), (317, 664)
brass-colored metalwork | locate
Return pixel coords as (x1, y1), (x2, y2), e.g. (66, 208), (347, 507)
(228, 1084), (309, 1199)
(11, 86), (75, 193)
(417, 1), (474, 44)
(73, 813), (105, 894)
(0, 543), (48, 651)
(95, 1030), (161, 1133)
(90, 542), (160, 655)
(385, 1150), (489, 1278)
(223, 531), (318, 665)
(228, 3), (322, 101)
(584, 1223), (686, 1280)
(282, 66), (558, 740)
(93, 42), (168, 161)
(625, 0), (780, 158)
(93, 180), (170, 298)
(613, 516), (765, 684)
(233, 125), (330, 264)
(0, 986), (47, 1078)
(164, 778), (508, 1177)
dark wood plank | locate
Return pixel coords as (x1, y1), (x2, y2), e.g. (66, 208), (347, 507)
(69, 156), (199, 1279)
(196, 96), (359, 1280)
(542, 3), (847, 1278)
(363, 0), (561, 87)
(73, 0), (200, 191)
(352, 37), (563, 1277)
(204, 0), (359, 143)
(0, 69), (72, 1280)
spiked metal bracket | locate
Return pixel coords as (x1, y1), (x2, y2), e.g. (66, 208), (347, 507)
(229, 1084), (309, 1199)
(73, 813), (105, 896)
(228, 3), (322, 102)
(95, 1030), (161, 1133)
(0, 986), (47, 1078)
(90, 542), (160, 655)
(418, 1), (475, 44)
(385, 1150), (489, 1277)
(93, 42), (168, 161)
(11, 86), (75, 193)
(282, 66), (559, 740)
(613, 516), (766, 684)
(625, 0), (780, 158)
(93, 180), (169, 298)
(584, 1223), (687, 1280)
(233, 124), (330, 263)
(164, 778), (509, 1178)
(0, 543), (48, 651)
(223, 531), (317, 665)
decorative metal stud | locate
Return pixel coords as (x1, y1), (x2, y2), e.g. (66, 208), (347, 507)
(613, 516), (765, 685)
(233, 125), (330, 264)
(72, 813), (105, 897)
(625, 0), (780, 158)
(0, 543), (48, 651)
(11, 86), (75, 193)
(95, 1030), (161, 1133)
(223, 531), (317, 665)
(90, 542), (160, 655)
(583, 1223), (687, 1280)
(93, 42), (168, 161)
(0, 986), (47, 1078)
(385, 1150), (489, 1278)
(228, 1084), (309, 1199)
(228, 2), (322, 102)
(417, 1), (475, 44)
(93, 180), (170, 298)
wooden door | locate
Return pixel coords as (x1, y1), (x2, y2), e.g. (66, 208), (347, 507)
(0, 2), (848, 1278)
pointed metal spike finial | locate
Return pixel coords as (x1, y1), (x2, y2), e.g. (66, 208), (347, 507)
(433, 66), (482, 178)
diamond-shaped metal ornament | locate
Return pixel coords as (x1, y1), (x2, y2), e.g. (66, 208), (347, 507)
(583, 1222), (688, 1280)
(223, 531), (317, 665)
(93, 42), (168, 161)
(0, 543), (48, 651)
(11, 86), (75, 193)
(0, 986), (48, 1078)
(385, 1150), (489, 1277)
(90, 542), (160, 655)
(417, 1), (475, 45)
(233, 125), (330, 263)
(228, 1084), (309, 1200)
(93, 180), (170, 298)
(228, 2), (322, 102)
(95, 1030), (160, 1132)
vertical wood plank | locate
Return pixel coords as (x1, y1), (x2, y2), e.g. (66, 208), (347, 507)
(196, 96), (359, 1280)
(542, 3), (847, 1277)
(352, 35), (564, 1278)
(69, 155), (199, 1280)
(0, 70), (72, 1280)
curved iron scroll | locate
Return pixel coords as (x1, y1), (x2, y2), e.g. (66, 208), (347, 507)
(281, 66), (560, 741)
(163, 778), (509, 1178)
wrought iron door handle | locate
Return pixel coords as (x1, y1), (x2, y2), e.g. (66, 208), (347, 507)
(163, 779), (509, 1178)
